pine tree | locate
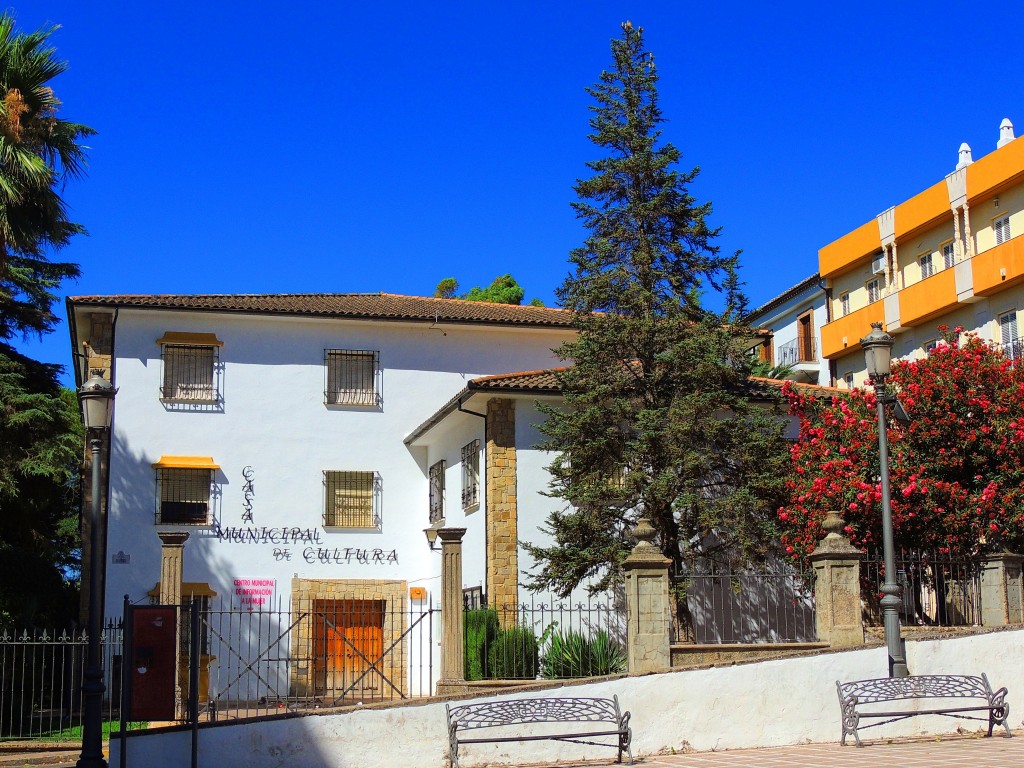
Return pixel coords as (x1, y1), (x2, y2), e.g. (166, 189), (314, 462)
(525, 23), (789, 636)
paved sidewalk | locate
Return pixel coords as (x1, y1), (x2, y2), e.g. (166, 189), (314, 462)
(539, 733), (1021, 768)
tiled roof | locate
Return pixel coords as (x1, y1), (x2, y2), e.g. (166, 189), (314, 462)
(68, 292), (576, 328)
(747, 376), (845, 400)
(745, 274), (822, 322)
(407, 368), (842, 444)
(467, 368), (568, 392)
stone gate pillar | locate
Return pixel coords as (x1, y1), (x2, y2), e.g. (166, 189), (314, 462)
(809, 511), (864, 647)
(436, 527), (470, 696)
(980, 552), (1024, 626)
(157, 531), (189, 717)
(623, 518), (672, 675)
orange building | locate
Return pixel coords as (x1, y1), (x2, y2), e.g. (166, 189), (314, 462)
(819, 118), (1024, 387)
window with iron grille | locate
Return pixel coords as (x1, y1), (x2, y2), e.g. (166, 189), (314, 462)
(156, 468), (213, 525)
(429, 460), (445, 523)
(161, 344), (218, 402)
(325, 350), (378, 405)
(324, 471), (377, 528)
(461, 440), (480, 510)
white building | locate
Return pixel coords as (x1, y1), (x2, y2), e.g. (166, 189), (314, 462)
(746, 274), (831, 387)
(67, 292), (578, 702)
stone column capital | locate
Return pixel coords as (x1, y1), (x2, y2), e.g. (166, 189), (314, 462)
(157, 531), (190, 547)
(437, 527), (467, 545)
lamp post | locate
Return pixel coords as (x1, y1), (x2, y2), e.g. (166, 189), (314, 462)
(860, 322), (909, 678)
(77, 370), (116, 768)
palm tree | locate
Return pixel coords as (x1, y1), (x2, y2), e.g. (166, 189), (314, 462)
(0, 12), (93, 340)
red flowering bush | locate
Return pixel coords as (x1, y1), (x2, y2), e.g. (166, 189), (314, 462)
(779, 328), (1024, 562)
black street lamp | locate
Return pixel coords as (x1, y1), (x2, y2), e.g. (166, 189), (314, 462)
(860, 322), (909, 678)
(77, 370), (116, 768)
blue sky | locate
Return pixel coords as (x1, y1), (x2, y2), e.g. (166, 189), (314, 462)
(14, 2), (1024, 384)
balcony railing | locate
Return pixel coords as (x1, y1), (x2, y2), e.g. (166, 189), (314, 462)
(777, 337), (818, 366)
(1001, 337), (1024, 363)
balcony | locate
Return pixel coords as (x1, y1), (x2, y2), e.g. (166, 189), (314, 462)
(972, 233), (1024, 296)
(898, 267), (958, 327)
(1002, 338), (1024, 363)
(821, 303), (885, 360)
(777, 337), (817, 365)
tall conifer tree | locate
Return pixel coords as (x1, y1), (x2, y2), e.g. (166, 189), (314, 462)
(526, 23), (789, 634)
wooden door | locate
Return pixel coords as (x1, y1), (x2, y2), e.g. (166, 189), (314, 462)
(313, 599), (384, 699)
(797, 311), (814, 362)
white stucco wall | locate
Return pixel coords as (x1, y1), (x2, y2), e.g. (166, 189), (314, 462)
(748, 281), (830, 388)
(105, 308), (571, 611)
(111, 629), (1024, 768)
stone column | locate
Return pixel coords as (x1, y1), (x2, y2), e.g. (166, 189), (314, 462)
(157, 531), (189, 605)
(809, 511), (864, 647)
(980, 552), (1024, 627)
(485, 398), (518, 621)
(623, 518), (672, 675)
(436, 527), (470, 696)
(157, 531), (189, 717)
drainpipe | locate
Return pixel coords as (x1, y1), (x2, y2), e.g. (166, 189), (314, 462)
(458, 399), (487, 603)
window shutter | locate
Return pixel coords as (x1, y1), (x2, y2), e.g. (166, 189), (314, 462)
(1000, 311), (1018, 345)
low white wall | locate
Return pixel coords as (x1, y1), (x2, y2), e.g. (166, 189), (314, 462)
(112, 630), (1024, 768)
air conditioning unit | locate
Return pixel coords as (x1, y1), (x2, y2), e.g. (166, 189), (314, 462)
(870, 253), (886, 274)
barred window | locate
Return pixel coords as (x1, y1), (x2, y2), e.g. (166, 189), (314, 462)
(325, 350), (378, 405)
(429, 460), (445, 523)
(324, 471), (377, 528)
(461, 440), (480, 510)
(161, 345), (218, 402)
(156, 468), (213, 525)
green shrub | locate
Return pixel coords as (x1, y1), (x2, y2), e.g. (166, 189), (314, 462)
(588, 629), (627, 676)
(540, 628), (626, 678)
(463, 608), (498, 681)
(487, 626), (539, 679)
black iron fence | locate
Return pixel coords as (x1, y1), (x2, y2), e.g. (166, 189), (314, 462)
(673, 559), (817, 644)
(181, 594), (438, 723)
(860, 549), (982, 627)
(0, 620), (130, 741)
(464, 593), (626, 681)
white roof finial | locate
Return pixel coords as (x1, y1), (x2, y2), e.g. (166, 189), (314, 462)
(956, 142), (973, 170)
(998, 118), (1015, 149)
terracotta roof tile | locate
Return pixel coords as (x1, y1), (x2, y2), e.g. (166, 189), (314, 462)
(468, 368), (568, 392)
(68, 292), (575, 328)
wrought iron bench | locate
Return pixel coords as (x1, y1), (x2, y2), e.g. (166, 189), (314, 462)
(837, 673), (1011, 746)
(445, 695), (632, 768)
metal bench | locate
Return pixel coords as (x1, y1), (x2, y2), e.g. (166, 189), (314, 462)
(445, 695), (633, 768)
(837, 673), (1011, 746)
